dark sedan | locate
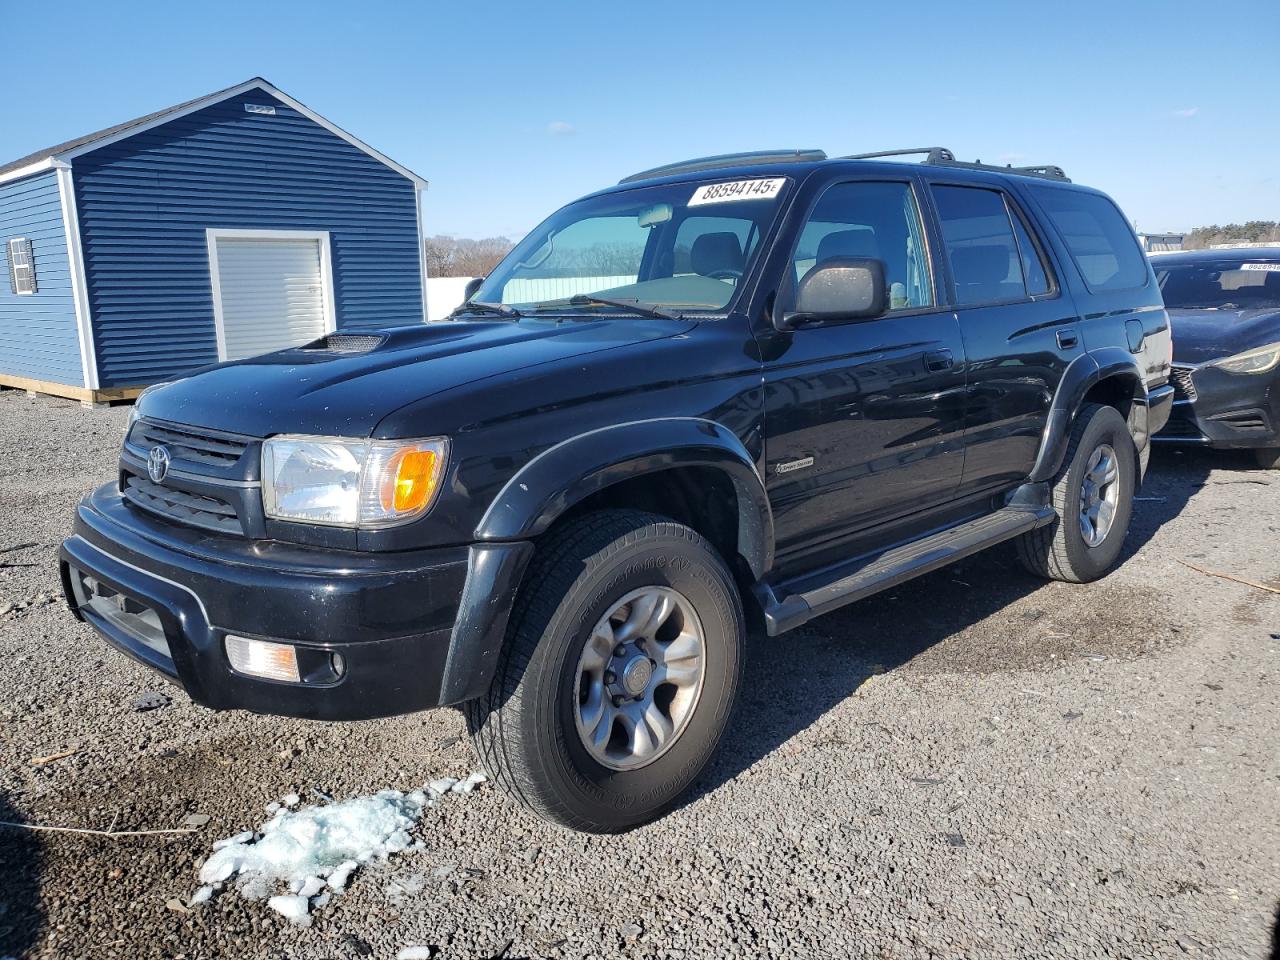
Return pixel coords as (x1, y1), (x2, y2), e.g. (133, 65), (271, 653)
(1153, 246), (1280, 468)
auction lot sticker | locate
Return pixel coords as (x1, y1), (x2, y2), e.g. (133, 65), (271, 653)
(689, 178), (785, 206)
(1239, 262), (1280, 271)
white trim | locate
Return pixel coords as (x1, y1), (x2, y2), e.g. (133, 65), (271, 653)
(415, 188), (428, 323)
(0, 157), (64, 186)
(205, 228), (337, 362)
(56, 166), (100, 389)
(53, 79), (429, 189)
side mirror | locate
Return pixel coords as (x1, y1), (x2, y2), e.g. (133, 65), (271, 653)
(463, 277), (484, 300)
(780, 257), (887, 329)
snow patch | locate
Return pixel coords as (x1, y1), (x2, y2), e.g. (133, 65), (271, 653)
(195, 776), (486, 925)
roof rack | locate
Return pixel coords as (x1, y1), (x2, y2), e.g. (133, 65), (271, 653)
(844, 147), (956, 164)
(843, 146), (1070, 182)
(619, 149), (827, 185)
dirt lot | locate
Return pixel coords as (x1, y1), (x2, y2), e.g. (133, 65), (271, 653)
(0, 390), (1276, 960)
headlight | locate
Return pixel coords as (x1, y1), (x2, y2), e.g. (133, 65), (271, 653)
(261, 436), (448, 528)
(1210, 342), (1280, 375)
(125, 383), (164, 437)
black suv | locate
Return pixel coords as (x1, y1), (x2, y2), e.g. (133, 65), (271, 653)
(61, 147), (1173, 832)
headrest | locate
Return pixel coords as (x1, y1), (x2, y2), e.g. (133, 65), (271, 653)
(951, 245), (1011, 284)
(690, 232), (745, 276)
(817, 229), (880, 263)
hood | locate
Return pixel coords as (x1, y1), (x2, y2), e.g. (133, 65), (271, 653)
(141, 317), (695, 438)
(1168, 307), (1280, 364)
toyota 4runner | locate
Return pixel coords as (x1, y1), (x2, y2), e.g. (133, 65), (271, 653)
(61, 147), (1174, 832)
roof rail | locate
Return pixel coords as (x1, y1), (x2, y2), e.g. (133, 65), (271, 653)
(842, 147), (1070, 182)
(619, 149), (827, 185)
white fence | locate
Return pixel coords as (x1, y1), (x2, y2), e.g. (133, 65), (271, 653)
(425, 276), (476, 321)
(500, 275), (637, 304)
(425, 275), (640, 321)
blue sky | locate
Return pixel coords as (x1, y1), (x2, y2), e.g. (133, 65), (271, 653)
(3, 0), (1276, 239)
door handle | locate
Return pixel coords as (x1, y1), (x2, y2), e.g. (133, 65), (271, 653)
(1056, 329), (1079, 350)
(925, 349), (954, 372)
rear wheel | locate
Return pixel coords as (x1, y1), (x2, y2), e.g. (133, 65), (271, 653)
(465, 509), (743, 832)
(1017, 403), (1136, 583)
(1255, 447), (1280, 470)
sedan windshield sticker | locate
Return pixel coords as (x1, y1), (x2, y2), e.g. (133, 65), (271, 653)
(689, 178), (785, 206)
(1239, 262), (1280, 272)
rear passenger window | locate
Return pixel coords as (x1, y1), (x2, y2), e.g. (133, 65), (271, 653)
(931, 186), (1027, 305)
(1029, 187), (1147, 291)
(1009, 209), (1051, 296)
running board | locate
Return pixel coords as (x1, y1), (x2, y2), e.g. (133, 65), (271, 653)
(755, 506), (1056, 635)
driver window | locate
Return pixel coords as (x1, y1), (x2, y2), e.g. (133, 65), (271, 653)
(792, 181), (934, 311)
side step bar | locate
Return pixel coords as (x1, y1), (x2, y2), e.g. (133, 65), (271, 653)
(755, 505), (1056, 635)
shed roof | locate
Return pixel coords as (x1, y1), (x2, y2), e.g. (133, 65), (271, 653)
(0, 78), (428, 189)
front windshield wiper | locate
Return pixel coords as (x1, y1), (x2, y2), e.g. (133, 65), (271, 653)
(450, 299), (522, 319)
(563, 294), (680, 320)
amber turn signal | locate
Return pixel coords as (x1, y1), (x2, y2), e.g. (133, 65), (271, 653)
(382, 448), (441, 513)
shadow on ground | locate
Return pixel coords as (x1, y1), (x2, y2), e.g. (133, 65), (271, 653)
(683, 447), (1216, 806)
(0, 792), (44, 957)
(1124, 445), (1264, 558)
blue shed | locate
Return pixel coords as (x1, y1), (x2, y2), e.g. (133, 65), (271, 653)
(0, 78), (428, 404)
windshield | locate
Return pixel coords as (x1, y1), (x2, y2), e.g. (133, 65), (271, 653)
(1156, 259), (1280, 310)
(468, 178), (790, 314)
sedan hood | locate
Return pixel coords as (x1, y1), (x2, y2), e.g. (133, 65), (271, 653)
(141, 317), (695, 438)
(1169, 307), (1280, 364)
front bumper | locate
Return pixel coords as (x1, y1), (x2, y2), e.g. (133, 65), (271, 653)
(60, 484), (532, 721)
(1154, 364), (1279, 450)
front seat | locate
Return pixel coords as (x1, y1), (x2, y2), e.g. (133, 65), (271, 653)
(814, 228), (881, 265)
(691, 232), (745, 277)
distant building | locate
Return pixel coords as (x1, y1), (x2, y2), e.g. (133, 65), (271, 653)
(1208, 240), (1278, 249)
(0, 78), (427, 405)
(1137, 233), (1184, 253)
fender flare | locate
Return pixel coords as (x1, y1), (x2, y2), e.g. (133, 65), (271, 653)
(474, 417), (774, 578)
(1029, 348), (1146, 482)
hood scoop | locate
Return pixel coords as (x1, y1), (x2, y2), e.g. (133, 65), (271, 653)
(301, 333), (386, 354)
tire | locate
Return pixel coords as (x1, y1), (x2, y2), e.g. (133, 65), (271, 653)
(465, 509), (744, 833)
(1016, 403), (1137, 583)
(1254, 447), (1280, 470)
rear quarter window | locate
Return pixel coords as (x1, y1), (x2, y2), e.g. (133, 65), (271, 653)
(1030, 187), (1148, 292)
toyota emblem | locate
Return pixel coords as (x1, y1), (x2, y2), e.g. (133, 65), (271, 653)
(147, 445), (171, 484)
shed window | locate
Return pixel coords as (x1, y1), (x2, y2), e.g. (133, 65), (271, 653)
(7, 238), (36, 295)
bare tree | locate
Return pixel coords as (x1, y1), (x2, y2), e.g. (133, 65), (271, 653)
(425, 235), (516, 278)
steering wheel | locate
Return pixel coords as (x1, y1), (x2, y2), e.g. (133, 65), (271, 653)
(705, 268), (743, 282)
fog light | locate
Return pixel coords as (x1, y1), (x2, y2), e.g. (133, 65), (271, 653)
(225, 635), (301, 683)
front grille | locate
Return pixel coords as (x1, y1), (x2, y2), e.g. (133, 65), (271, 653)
(1170, 365), (1198, 402)
(130, 419), (249, 468)
(122, 473), (243, 535)
(1159, 410), (1204, 439)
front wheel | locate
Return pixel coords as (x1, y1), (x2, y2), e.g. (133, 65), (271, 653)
(465, 510), (743, 832)
(1016, 403), (1137, 583)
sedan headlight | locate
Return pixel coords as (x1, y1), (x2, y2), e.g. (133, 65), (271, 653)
(1210, 342), (1280, 375)
(261, 436), (448, 528)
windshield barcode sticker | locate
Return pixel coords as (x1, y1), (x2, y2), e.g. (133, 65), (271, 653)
(689, 178), (785, 206)
(1239, 262), (1280, 272)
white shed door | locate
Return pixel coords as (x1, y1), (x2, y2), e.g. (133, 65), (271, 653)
(212, 236), (331, 360)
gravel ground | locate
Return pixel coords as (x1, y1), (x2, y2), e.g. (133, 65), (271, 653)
(0, 389), (1277, 960)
